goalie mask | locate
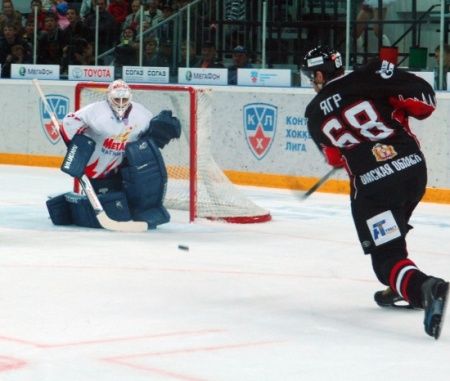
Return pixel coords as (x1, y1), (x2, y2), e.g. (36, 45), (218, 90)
(107, 79), (132, 120)
(301, 46), (344, 83)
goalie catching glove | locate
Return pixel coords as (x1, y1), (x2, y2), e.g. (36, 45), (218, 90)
(145, 110), (181, 149)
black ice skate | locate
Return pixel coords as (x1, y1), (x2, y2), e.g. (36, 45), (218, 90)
(421, 277), (449, 339)
(374, 287), (412, 309)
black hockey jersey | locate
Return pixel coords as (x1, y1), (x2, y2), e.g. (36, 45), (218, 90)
(305, 58), (436, 192)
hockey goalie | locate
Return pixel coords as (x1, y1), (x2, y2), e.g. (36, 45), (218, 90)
(46, 79), (181, 230)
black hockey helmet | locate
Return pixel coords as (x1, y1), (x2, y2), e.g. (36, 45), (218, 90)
(301, 46), (344, 82)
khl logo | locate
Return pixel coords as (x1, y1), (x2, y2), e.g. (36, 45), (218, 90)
(39, 94), (69, 145)
(243, 103), (277, 160)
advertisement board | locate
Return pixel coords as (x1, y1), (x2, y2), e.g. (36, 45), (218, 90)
(68, 66), (115, 82)
(178, 68), (228, 85)
(122, 66), (170, 83)
(237, 68), (291, 87)
(11, 64), (60, 80)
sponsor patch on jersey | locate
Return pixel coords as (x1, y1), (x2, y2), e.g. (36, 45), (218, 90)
(39, 94), (69, 145)
(371, 143), (397, 162)
(243, 103), (277, 160)
(366, 210), (401, 246)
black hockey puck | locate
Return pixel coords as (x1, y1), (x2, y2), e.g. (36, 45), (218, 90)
(178, 244), (189, 251)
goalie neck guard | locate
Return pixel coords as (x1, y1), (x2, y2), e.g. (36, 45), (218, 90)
(301, 46), (344, 83)
(107, 79), (132, 120)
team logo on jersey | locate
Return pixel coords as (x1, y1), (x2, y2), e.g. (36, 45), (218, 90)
(102, 126), (133, 153)
(39, 94), (69, 145)
(243, 103), (277, 159)
(372, 143), (397, 162)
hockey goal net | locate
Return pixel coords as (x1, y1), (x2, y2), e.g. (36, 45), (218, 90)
(75, 83), (271, 223)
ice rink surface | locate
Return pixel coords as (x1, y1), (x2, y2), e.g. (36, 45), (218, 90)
(1, 164), (450, 381)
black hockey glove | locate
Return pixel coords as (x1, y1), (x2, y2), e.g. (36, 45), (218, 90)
(147, 110), (182, 149)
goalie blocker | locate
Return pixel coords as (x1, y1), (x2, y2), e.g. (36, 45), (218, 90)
(47, 110), (181, 229)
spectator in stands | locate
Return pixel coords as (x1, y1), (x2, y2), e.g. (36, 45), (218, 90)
(434, 44), (450, 90)
(194, 40), (223, 68)
(71, 38), (94, 64)
(62, 5), (90, 45)
(177, 40), (196, 67)
(157, 3), (174, 41)
(84, 0), (118, 56)
(149, 38), (172, 67)
(41, 0), (53, 11)
(53, 0), (70, 30)
(79, 0), (93, 20)
(0, 22), (29, 64)
(0, 0), (24, 35)
(224, 0), (246, 49)
(119, 25), (138, 47)
(228, 45), (252, 85)
(142, 36), (158, 66)
(145, 0), (163, 29)
(22, 19), (38, 49)
(61, 37), (94, 73)
(113, 27), (138, 70)
(172, 0), (189, 10)
(38, 11), (65, 64)
(27, 0), (47, 31)
(108, 0), (129, 26)
(355, 0), (396, 48)
(122, 0), (146, 31)
(1, 43), (32, 77)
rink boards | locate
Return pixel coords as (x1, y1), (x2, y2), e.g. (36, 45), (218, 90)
(0, 79), (449, 203)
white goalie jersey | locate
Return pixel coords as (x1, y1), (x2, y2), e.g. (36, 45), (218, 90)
(61, 100), (153, 178)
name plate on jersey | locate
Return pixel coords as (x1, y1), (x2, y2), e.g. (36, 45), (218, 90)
(68, 65), (115, 82)
(237, 69), (291, 87)
(178, 68), (228, 85)
(11, 64), (60, 80)
(122, 66), (169, 83)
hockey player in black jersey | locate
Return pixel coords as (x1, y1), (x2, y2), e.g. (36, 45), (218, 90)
(302, 45), (449, 339)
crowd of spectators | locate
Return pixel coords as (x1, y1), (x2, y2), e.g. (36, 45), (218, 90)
(0, 0), (258, 84)
(0, 0), (201, 77)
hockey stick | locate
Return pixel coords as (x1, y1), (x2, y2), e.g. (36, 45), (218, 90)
(299, 167), (338, 200)
(32, 79), (148, 232)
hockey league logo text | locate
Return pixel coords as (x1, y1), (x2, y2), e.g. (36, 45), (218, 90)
(243, 103), (277, 159)
(39, 95), (69, 145)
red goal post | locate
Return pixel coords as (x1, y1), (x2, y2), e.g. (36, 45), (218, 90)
(75, 82), (271, 223)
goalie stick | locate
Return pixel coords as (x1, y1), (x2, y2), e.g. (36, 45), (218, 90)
(32, 79), (148, 232)
(299, 167), (338, 200)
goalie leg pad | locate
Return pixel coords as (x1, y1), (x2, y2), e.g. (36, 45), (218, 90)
(61, 134), (96, 178)
(122, 138), (168, 212)
(65, 191), (132, 229)
(133, 206), (170, 229)
(46, 193), (73, 225)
